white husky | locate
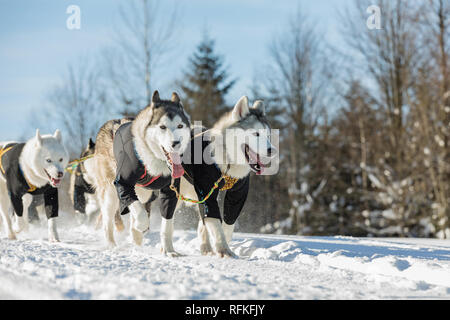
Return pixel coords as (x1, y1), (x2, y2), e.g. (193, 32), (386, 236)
(0, 130), (69, 241)
(178, 96), (277, 257)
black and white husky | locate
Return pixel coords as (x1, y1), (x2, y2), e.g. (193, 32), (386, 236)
(69, 138), (99, 222)
(0, 130), (69, 241)
(175, 96), (277, 257)
(92, 91), (191, 253)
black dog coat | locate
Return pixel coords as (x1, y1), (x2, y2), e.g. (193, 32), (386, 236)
(181, 133), (250, 225)
(113, 122), (179, 219)
(0, 143), (59, 219)
(73, 167), (95, 214)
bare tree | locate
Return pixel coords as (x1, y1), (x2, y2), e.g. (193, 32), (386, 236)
(339, 0), (422, 236)
(101, 0), (180, 115)
(36, 59), (109, 157)
(263, 9), (329, 234)
(408, 0), (450, 237)
(343, 0), (420, 168)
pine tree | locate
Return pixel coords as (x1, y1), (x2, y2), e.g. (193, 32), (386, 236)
(177, 33), (236, 127)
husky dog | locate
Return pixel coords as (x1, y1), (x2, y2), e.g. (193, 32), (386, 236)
(92, 91), (191, 252)
(70, 138), (99, 223)
(0, 130), (69, 241)
(70, 138), (156, 230)
(179, 96), (277, 257)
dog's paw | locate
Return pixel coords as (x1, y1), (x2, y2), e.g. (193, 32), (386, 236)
(13, 219), (26, 234)
(216, 247), (238, 259)
(160, 247), (183, 257)
(131, 228), (144, 246)
(106, 240), (117, 249)
(200, 243), (214, 256)
(8, 233), (17, 240)
(48, 237), (60, 243)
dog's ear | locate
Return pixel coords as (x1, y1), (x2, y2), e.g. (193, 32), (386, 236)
(53, 129), (62, 143)
(35, 129), (42, 147)
(252, 100), (265, 115)
(232, 96), (250, 121)
(152, 90), (160, 103)
(171, 91), (186, 111)
(171, 92), (181, 104)
(88, 138), (95, 150)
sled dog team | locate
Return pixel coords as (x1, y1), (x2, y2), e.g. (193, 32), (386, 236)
(0, 91), (277, 258)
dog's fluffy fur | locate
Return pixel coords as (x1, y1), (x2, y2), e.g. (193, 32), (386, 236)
(92, 91), (191, 249)
(178, 96), (277, 257)
(0, 130), (69, 241)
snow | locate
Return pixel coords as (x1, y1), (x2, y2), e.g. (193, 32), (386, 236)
(1, 213), (450, 300)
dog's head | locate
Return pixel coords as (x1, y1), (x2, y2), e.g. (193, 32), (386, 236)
(79, 138), (96, 184)
(225, 96), (277, 175)
(134, 91), (191, 178)
(32, 129), (69, 187)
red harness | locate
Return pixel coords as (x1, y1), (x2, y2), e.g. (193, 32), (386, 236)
(136, 167), (161, 187)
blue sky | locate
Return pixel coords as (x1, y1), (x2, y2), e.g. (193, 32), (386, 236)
(0, 0), (353, 140)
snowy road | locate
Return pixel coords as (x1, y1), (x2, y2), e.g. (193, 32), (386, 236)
(1, 214), (450, 300)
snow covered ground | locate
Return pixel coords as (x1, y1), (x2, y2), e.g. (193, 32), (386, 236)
(1, 212), (450, 300)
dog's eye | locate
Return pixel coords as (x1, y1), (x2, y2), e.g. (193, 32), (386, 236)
(177, 124), (184, 129)
(253, 132), (260, 137)
(160, 125), (167, 130)
(59, 158), (63, 162)
(46, 159), (52, 163)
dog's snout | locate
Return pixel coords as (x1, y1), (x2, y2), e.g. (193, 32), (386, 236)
(57, 172), (64, 178)
(267, 147), (277, 157)
(172, 141), (180, 148)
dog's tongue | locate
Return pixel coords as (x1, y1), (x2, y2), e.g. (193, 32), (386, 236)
(256, 162), (265, 176)
(51, 178), (62, 186)
(169, 152), (184, 179)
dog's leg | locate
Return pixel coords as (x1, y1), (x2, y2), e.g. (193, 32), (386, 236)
(128, 201), (149, 246)
(101, 187), (118, 247)
(12, 194), (31, 234)
(20, 194), (32, 232)
(85, 193), (100, 225)
(160, 217), (182, 257)
(197, 220), (213, 255)
(95, 212), (102, 230)
(114, 211), (125, 232)
(13, 214), (26, 234)
(130, 224), (143, 246)
(222, 222), (235, 244)
(204, 217), (237, 258)
(0, 186), (16, 240)
(47, 217), (60, 242)
(129, 201), (149, 232)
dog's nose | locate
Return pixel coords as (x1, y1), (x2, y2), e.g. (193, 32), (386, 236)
(172, 141), (180, 148)
(57, 172), (64, 178)
(267, 147), (277, 157)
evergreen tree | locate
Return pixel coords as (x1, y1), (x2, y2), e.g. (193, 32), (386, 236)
(177, 33), (236, 127)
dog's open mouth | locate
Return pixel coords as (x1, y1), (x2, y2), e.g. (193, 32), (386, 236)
(162, 147), (185, 179)
(243, 144), (266, 175)
(44, 170), (62, 187)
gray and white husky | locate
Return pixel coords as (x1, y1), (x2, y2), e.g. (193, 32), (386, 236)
(0, 130), (69, 241)
(177, 96), (277, 257)
(92, 91), (191, 250)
